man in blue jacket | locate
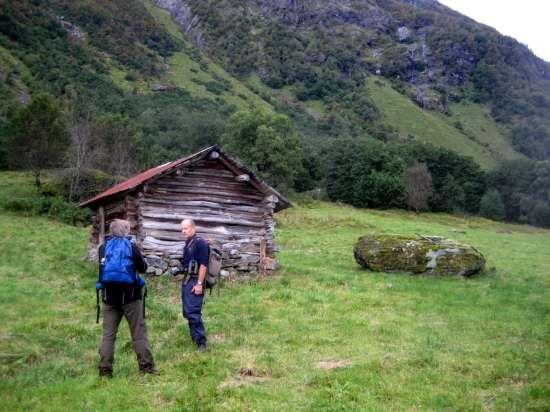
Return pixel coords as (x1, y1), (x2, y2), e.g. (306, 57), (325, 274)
(179, 219), (209, 352)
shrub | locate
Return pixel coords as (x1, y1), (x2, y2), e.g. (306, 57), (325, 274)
(54, 168), (114, 202)
(3, 195), (90, 226)
(479, 190), (506, 221)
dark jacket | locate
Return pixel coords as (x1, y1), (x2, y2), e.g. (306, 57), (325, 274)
(98, 237), (147, 305)
(181, 235), (209, 276)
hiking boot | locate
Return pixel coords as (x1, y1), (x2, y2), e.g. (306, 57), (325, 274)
(99, 368), (113, 378)
(140, 366), (159, 375)
(198, 343), (208, 353)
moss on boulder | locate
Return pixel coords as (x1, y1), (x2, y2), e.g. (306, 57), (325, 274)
(354, 234), (485, 276)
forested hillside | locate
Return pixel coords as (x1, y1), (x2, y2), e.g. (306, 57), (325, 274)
(0, 0), (549, 227)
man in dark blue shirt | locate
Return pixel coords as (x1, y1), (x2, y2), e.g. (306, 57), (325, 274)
(179, 219), (209, 352)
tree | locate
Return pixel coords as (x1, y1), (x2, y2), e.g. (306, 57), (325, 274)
(402, 162), (433, 212)
(327, 139), (405, 209)
(431, 174), (465, 213)
(93, 114), (139, 180)
(63, 108), (111, 201)
(5, 94), (69, 187)
(479, 190), (506, 221)
(222, 109), (303, 191)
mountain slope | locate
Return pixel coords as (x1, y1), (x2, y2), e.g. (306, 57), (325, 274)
(366, 77), (522, 168)
(0, 0), (548, 172)
(154, 0), (550, 160)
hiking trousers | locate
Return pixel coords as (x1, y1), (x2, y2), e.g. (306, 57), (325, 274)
(181, 277), (207, 346)
(99, 299), (155, 373)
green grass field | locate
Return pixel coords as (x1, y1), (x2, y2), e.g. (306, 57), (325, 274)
(0, 174), (548, 411)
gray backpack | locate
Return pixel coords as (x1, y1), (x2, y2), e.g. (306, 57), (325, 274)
(205, 240), (222, 290)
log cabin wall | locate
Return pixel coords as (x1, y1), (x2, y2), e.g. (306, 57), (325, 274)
(136, 158), (277, 275)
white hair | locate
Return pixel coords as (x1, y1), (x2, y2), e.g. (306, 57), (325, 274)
(181, 219), (196, 227)
(109, 219), (131, 237)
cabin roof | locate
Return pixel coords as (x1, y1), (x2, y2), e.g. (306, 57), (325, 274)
(79, 146), (292, 211)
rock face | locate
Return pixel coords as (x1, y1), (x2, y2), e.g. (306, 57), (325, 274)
(354, 234), (485, 276)
(153, 0), (206, 49)
(397, 26), (411, 42)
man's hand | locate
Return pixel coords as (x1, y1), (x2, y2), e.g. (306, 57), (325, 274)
(192, 283), (203, 295)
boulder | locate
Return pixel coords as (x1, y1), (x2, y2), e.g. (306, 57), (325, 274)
(354, 234), (485, 276)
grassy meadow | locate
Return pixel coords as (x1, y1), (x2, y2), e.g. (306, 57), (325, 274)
(0, 173), (549, 411)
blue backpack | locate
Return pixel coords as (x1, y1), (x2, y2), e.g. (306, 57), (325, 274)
(95, 237), (146, 323)
(98, 237), (143, 286)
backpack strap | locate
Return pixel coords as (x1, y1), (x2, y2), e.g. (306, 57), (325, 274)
(96, 288), (101, 324)
(95, 281), (103, 324)
(142, 284), (148, 319)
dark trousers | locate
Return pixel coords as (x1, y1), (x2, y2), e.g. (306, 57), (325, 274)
(99, 299), (155, 373)
(181, 278), (206, 345)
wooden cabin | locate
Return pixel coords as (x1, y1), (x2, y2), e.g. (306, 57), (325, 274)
(80, 146), (291, 276)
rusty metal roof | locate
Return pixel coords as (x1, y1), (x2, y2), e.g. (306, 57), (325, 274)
(79, 146), (292, 211)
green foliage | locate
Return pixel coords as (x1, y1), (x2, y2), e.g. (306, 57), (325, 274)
(405, 144), (487, 214)
(53, 168), (114, 202)
(129, 91), (227, 166)
(327, 140), (487, 214)
(511, 120), (550, 160)
(487, 159), (550, 227)
(327, 139), (406, 209)
(222, 109), (304, 191)
(223, 109), (302, 186)
(479, 190), (506, 221)
(3, 195), (90, 225)
(50, 0), (181, 75)
(4, 93), (68, 185)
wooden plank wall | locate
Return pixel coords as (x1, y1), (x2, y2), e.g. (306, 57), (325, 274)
(138, 159), (277, 273)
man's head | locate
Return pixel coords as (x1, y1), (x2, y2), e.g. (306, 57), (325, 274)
(181, 219), (196, 240)
(110, 219), (131, 237)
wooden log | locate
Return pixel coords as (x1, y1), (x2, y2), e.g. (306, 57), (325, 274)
(154, 178), (259, 195)
(140, 198), (269, 214)
(142, 193), (261, 208)
(143, 228), (263, 242)
(192, 158), (225, 168)
(141, 210), (265, 228)
(146, 186), (264, 202)
(260, 238), (267, 275)
(152, 181), (260, 197)
(165, 172), (244, 184)
(140, 205), (265, 223)
(98, 206), (105, 245)
(177, 168), (235, 179)
(142, 221), (263, 236)
(143, 234), (260, 246)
